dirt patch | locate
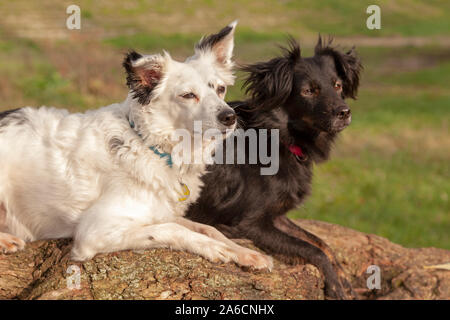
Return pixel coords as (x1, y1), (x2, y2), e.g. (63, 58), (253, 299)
(384, 53), (450, 72)
(336, 126), (450, 160)
(336, 36), (450, 48)
(39, 37), (124, 99)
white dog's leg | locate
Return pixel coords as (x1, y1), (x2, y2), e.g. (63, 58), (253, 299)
(73, 220), (271, 269)
(176, 217), (273, 270)
(72, 219), (230, 264)
(175, 217), (240, 247)
(0, 203), (26, 254)
(70, 197), (271, 269)
(0, 232), (26, 254)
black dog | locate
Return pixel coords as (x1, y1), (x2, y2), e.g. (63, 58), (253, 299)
(187, 37), (362, 299)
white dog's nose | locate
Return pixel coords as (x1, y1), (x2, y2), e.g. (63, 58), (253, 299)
(217, 109), (236, 127)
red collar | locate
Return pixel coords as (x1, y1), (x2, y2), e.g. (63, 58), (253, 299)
(288, 144), (308, 162)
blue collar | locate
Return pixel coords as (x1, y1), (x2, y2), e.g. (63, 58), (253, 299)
(129, 120), (173, 168)
(149, 145), (173, 168)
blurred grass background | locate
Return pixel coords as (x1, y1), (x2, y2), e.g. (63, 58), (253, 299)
(0, 0), (448, 248)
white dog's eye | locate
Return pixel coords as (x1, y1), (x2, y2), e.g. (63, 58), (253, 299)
(181, 92), (198, 100)
(217, 86), (226, 95)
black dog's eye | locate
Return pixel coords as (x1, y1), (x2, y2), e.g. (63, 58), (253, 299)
(217, 86), (226, 95)
(301, 88), (316, 97)
(334, 81), (342, 91)
(181, 92), (198, 100)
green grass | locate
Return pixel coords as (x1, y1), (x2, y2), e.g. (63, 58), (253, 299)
(350, 91), (450, 129)
(385, 61), (450, 87)
(104, 28), (287, 51)
(295, 150), (449, 248)
(18, 63), (85, 108)
(290, 0), (450, 36)
(0, 1), (449, 249)
(95, 0), (450, 37)
(104, 33), (201, 52)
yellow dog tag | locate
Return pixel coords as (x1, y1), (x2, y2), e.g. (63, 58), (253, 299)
(178, 183), (190, 201)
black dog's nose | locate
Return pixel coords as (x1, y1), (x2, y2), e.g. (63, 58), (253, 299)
(218, 109), (236, 126)
(337, 108), (351, 119)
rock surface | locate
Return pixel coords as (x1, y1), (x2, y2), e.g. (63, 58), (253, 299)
(0, 220), (449, 300)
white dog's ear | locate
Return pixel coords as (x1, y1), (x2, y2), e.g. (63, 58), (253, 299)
(123, 51), (170, 105)
(195, 20), (237, 69)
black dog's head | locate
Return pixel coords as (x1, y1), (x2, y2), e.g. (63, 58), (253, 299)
(242, 36), (362, 134)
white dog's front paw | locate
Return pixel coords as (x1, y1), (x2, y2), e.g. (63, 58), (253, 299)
(0, 232), (26, 254)
(201, 241), (238, 264)
(70, 244), (96, 261)
(237, 249), (274, 271)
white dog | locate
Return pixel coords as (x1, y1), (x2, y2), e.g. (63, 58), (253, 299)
(0, 22), (273, 270)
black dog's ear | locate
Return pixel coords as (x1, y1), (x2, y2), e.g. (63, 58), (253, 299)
(241, 38), (300, 110)
(315, 36), (362, 99)
(123, 50), (170, 105)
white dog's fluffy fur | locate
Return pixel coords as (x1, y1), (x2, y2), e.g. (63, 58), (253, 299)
(0, 22), (273, 270)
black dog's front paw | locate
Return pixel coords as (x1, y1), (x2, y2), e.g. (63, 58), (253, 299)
(341, 276), (357, 299)
(324, 280), (347, 300)
(324, 276), (356, 300)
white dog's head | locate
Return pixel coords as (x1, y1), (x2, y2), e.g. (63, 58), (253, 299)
(123, 21), (238, 147)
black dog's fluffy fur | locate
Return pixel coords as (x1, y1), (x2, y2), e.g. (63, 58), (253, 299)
(187, 36), (362, 299)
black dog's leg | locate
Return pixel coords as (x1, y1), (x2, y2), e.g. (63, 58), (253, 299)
(237, 220), (349, 300)
(215, 223), (245, 239)
(216, 219), (353, 299)
(274, 216), (355, 298)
